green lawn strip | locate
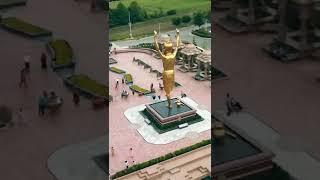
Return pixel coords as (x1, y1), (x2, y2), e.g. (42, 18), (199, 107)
(140, 109), (203, 134)
(48, 39), (73, 67)
(1, 17), (52, 36)
(129, 85), (150, 94)
(110, 15), (191, 41)
(111, 139), (211, 179)
(109, 0), (210, 15)
(0, 0), (26, 9)
(67, 74), (108, 97)
(124, 74), (133, 84)
(110, 67), (126, 74)
(192, 28), (211, 38)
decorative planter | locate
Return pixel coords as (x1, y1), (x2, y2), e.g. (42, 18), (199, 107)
(47, 40), (75, 70)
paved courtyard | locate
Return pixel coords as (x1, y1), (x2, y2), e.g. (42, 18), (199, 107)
(0, 0), (107, 179)
(213, 12), (320, 160)
(109, 50), (211, 174)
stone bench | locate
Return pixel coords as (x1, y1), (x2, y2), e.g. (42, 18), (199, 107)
(178, 123), (188, 129)
(145, 118), (151, 125)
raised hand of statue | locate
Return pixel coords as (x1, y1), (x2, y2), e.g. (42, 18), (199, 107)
(154, 30), (158, 36)
(176, 28), (179, 34)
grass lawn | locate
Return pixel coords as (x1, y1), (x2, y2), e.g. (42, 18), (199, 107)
(109, 0), (210, 41)
(109, 0), (210, 14)
(49, 39), (73, 66)
(129, 85), (150, 94)
(1, 17), (52, 37)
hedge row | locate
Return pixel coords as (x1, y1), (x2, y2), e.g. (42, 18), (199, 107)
(110, 67), (126, 74)
(192, 28), (211, 38)
(129, 85), (150, 94)
(111, 139), (211, 179)
(130, 43), (155, 50)
(141, 109), (203, 133)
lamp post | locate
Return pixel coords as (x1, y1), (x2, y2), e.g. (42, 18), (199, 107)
(128, 11), (133, 39)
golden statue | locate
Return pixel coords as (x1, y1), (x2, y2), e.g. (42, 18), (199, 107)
(154, 29), (180, 108)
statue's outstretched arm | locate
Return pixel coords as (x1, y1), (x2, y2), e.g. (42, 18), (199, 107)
(154, 31), (165, 58)
(173, 29), (180, 56)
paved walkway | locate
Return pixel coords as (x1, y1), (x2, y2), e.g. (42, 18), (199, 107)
(124, 97), (211, 144)
(214, 110), (320, 180)
(112, 25), (211, 50)
(213, 11), (320, 160)
(109, 51), (211, 174)
(0, 1), (106, 179)
(116, 145), (211, 180)
(47, 136), (107, 180)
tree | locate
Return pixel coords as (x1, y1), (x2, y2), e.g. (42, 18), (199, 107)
(182, 15), (191, 23)
(172, 17), (181, 26)
(193, 11), (205, 28)
(128, 1), (145, 22)
(110, 2), (128, 26)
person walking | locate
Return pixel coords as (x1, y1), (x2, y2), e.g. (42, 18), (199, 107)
(72, 92), (80, 106)
(17, 106), (28, 126)
(122, 78), (124, 84)
(116, 78), (119, 89)
(19, 68), (28, 88)
(129, 148), (133, 159)
(38, 91), (48, 116)
(40, 53), (47, 69)
(111, 147), (115, 156)
(24, 55), (30, 73)
(226, 93), (232, 116)
(125, 160), (129, 169)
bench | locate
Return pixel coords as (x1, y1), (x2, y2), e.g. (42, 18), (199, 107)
(144, 118), (151, 125)
(178, 123), (188, 129)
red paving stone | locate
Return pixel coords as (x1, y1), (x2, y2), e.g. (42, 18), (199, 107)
(109, 51), (211, 173)
(213, 26), (320, 159)
(0, 1), (106, 179)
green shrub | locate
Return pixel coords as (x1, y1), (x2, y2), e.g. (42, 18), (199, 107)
(171, 17), (181, 26)
(167, 9), (177, 15)
(192, 28), (211, 38)
(1, 17), (52, 36)
(111, 139), (211, 179)
(49, 40), (73, 66)
(182, 15), (191, 23)
(124, 74), (133, 84)
(110, 67), (126, 74)
(67, 74), (108, 97)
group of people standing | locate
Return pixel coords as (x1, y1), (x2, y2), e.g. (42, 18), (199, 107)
(19, 53), (47, 88)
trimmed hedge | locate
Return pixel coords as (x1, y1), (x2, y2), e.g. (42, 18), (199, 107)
(141, 109), (203, 133)
(124, 74), (133, 84)
(111, 139), (211, 179)
(192, 28), (211, 38)
(0, 0), (26, 9)
(110, 67), (126, 74)
(1, 17), (52, 37)
(166, 9), (177, 15)
(130, 43), (155, 49)
(67, 74), (108, 97)
(48, 39), (74, 67)
(129, 85), (150, 94)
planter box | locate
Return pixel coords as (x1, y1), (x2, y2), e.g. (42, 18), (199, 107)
(0, 0), (26, 9)
(1, 17), (52, 38)
(63, 75), (108, 102)
(129, 85), (150, 95)
(110, 66), (126, 74)
(47, 39), (75, 70)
